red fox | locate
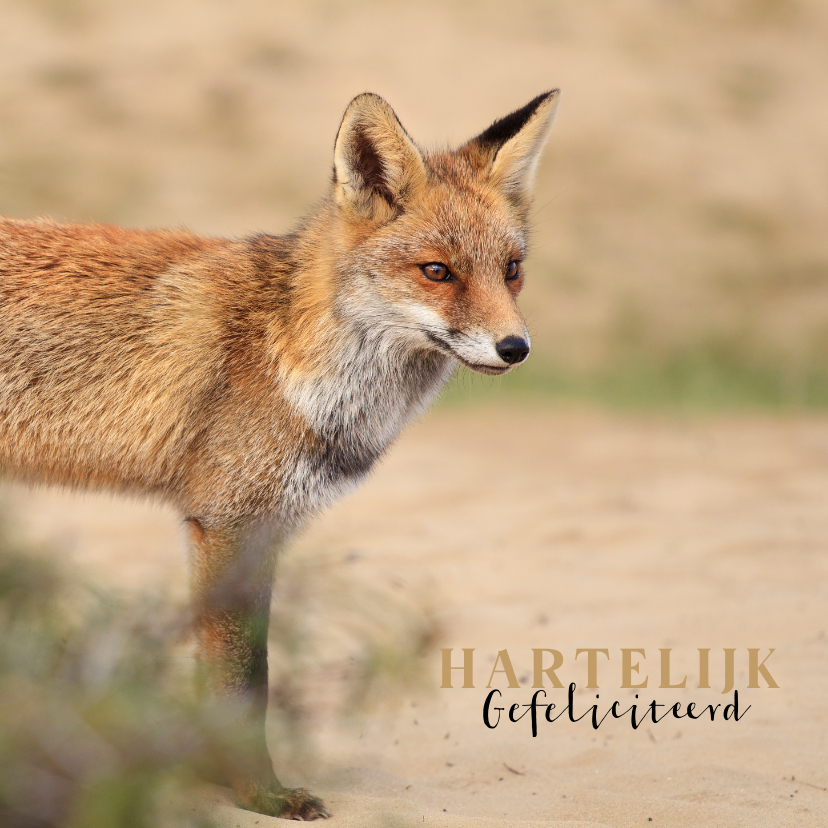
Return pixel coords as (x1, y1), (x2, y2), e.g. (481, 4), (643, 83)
(0, 90), (559, 819)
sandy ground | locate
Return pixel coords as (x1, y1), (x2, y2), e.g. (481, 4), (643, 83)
(3, 406), (827, 827)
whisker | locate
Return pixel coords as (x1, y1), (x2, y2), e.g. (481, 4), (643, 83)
(528, 187), (569, 222)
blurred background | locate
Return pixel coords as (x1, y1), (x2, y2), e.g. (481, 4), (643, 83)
(2, 3), (828, 826)
(3, 0), (828, 408)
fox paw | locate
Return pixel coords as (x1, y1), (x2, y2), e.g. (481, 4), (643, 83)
(238, 786), (330, 820)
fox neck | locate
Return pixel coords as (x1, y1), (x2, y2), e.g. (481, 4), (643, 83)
(283, 320), (452, 458)
(276, 210), (455, 465)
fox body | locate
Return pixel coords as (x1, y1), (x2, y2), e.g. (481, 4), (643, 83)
(0, 91), (558, 818)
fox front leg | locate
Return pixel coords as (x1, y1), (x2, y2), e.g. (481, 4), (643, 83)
(187, 518), (330, 820)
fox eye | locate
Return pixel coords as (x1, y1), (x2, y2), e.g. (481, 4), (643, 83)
(421, 262), (453, 282)
(506, 261), (520, 281)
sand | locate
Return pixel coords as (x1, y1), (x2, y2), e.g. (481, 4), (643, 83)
(3, 405), (826, 826)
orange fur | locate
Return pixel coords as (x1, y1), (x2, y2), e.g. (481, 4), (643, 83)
(0, 90), (559, 819)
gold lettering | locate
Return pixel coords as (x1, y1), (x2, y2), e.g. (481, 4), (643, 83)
(532, 649), (564, 688)
(722, 648), (736, 694)
(697, 648), (710, 689)
(440, 648), (475, 688)
(621, 648), (647, 688)
(486, 649), (520, 689)
(659, 648), (687, 688)
(575, 648), (609, 689)
(748, 648), (779, 688)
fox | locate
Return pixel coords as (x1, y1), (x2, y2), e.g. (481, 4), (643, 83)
(0, 90), (559, 819)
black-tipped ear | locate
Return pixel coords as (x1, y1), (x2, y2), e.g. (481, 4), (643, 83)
(464, 90), (560, 203)
(333, 93), (427, 219)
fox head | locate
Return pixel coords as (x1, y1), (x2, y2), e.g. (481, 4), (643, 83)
(330, 90), (559, 375)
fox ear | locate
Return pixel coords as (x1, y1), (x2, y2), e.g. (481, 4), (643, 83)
(333, 93), (427, 219)
(465, 90), (560, 205)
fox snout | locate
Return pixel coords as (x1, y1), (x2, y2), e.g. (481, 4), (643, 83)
(432, 324), (530, 376)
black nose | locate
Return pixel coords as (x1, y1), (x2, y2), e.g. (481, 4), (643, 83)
(495, 336), (530, 365)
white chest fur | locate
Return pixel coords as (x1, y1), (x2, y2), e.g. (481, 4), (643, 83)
(278, 329), (453, 523)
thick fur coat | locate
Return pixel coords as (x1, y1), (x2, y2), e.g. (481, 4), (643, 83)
(0, 90), (559, 819)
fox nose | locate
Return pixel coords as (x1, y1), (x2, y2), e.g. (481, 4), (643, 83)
(495, 336), (530, 365)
